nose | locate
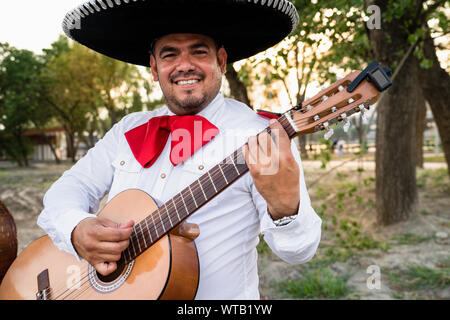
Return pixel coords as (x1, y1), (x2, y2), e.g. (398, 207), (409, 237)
(175, 52), (195, 73)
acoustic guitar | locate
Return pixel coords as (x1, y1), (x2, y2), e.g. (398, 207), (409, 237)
(0, 62), (391, 300)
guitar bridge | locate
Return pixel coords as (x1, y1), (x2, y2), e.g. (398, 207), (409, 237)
(36, 269), (51, 300)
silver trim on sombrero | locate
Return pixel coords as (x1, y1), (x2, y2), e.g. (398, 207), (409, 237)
(63, 0), (299, 37)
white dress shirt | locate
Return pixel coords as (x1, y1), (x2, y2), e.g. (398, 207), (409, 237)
(37, 92), (322, 299)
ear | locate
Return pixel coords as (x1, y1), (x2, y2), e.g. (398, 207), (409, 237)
(149, 55), (159, 81)
(217, 47), (228, 74)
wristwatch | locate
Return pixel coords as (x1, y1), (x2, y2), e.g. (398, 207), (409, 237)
(268, 205), (298, 227)
(273, 214), (297, 227)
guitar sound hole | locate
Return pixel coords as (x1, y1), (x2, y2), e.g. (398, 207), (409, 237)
(96, 259), (126, 283)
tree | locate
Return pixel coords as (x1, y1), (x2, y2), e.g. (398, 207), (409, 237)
(95, 54), (144, 129)
(290, 0), (449, 225)
(225, 64), (252, 108)
(419, 26), (450, 173)
(364, 0), (449, 224)
(41, 41), (100, 162)
(0, 43), (51, 166)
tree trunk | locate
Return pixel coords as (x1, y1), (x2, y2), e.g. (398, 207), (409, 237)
(368, 0), (420, 225)
(375, 54), (422, 225)
(415, 102), (427, 168)
(42, 134), (61, 164)
(225, 64), (252, 109)
(64, 129), (77, 163)
(14, 131), (29, 167)
(419, 30), (450, 173)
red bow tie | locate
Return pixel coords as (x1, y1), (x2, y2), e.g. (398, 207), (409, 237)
(125, 115), (219, 168)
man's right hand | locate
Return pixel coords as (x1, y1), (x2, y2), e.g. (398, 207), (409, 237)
(71, 217), (134, 276)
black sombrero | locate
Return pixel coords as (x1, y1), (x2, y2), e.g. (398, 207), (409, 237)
(62, 0), (299, 66)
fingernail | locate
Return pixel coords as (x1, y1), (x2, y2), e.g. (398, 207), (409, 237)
(269, 119), (277, 125)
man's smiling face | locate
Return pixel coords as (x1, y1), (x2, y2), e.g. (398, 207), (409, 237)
(150, 33), (228, 115)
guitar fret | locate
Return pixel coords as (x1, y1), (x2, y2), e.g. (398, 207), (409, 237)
(180, 191), (190, 214)
(130, 233), (137, 257)
(211, 165), (228, 190)
(188, 185), (198, 208)
(144, 217), (153, 243)
(134, 226), (142, 253)
(207, 171), (218, 192)
(139, 223), (147, 248)
(222, 163), (238, 182)
(172, 198), (181, 221)
(229, 154), (240, 175)
(164, 205), (173, 228)
(157, 208), (166, 233)
(151, 212), (159, 238)
(218, 164), (229, 184)
(197, 179), (208, 202)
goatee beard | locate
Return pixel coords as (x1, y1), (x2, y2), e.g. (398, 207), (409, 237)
(171, 93), (208, 113)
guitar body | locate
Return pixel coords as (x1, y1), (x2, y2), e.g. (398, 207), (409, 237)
(0, 189), (199, 300)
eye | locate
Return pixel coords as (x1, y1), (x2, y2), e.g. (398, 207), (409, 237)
(162, 53), (176, 59)
(194, 50), (208, 56)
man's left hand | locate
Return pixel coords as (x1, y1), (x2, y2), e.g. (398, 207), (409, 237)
(243, 119), (300, 220)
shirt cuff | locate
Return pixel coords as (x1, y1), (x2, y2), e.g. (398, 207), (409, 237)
(54, 209), (93, 261)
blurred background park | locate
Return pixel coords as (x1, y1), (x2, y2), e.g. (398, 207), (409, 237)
(0, 0), (449, 299)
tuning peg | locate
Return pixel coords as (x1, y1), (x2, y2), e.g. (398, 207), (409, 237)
(361, 112), (368, 124)
(343, 119), (351, 132)
(358, 104), (369, 124)
(322, 122), (334, 140)
(339, 113), (351, 133)
(338, 85), (345, 91)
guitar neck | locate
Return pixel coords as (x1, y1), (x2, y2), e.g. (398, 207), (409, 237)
(122, 113), (298, 264)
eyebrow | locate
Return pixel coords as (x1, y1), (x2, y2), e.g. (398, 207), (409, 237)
(158, 42), (211, 58)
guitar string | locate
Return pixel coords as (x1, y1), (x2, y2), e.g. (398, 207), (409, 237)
(50, 147), (250, 299)
(51, 115), (299, 299)
(51, 114), (310, 299)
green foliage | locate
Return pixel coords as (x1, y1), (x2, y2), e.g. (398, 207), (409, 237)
(391, 232), (433, 245)
(317, 138), (332, 169)
(416, 168), (449, 190)
(0, 42), (51, 165)
(389, 264), (450, 290)
(277, 267), (351, 299)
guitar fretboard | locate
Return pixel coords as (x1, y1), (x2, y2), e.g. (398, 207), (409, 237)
(122, 114), (296, 264)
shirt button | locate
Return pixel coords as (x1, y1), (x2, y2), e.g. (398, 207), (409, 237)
(120, 161), (125, 166)
(160, 173), (166, 179)
(198, 165), (204, 171)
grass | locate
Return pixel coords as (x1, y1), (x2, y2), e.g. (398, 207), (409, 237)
(277, 268), (351, 299)
(389, 264), (450, 291)
(416, 168), (449, 190)
(423, 155), (445, 162)
(391, 232), (434, 245)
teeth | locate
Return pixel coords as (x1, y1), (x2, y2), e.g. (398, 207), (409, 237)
(177, 80), (199, 85)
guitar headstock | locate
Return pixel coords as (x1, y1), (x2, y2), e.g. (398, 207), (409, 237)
(284, 62), (392, 139)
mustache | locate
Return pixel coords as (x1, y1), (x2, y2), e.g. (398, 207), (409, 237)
(170, 71), (205, 83)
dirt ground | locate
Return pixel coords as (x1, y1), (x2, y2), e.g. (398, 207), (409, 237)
(0, 159), (448, 299)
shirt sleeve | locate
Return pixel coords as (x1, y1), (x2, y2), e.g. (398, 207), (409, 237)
(251, 141), (322, 264)
(37, 120), (123, 259)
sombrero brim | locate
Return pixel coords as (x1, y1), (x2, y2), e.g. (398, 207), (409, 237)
(62, 0), (299, 66)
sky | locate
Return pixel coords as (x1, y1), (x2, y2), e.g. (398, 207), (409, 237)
(0, 0), (82, 53)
